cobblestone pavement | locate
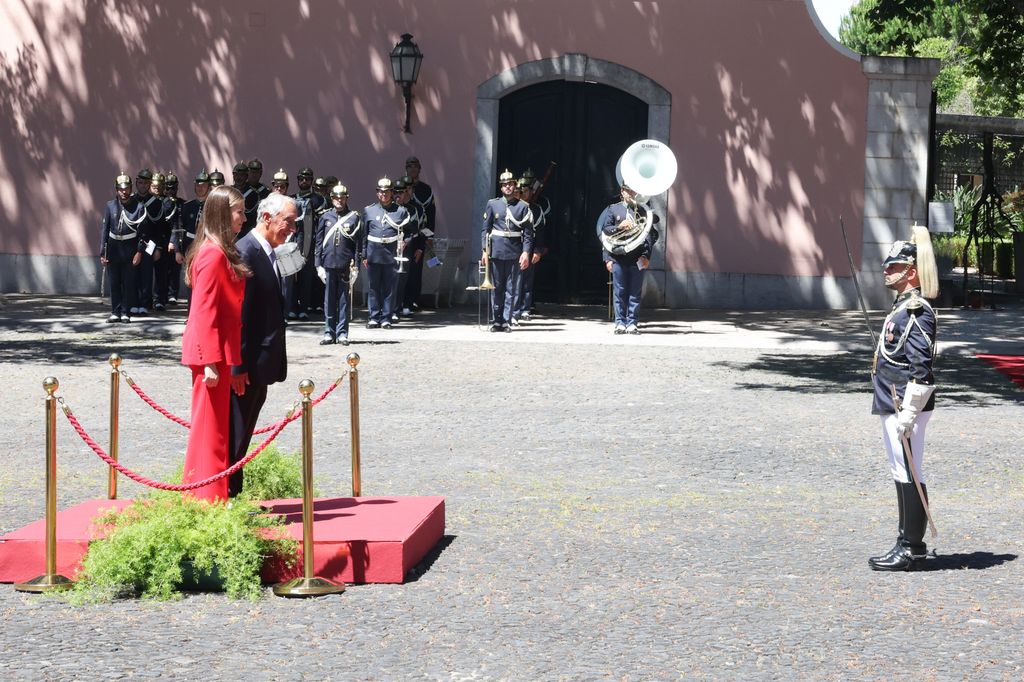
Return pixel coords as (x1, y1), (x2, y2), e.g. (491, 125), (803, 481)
(0, 294), (1022, 680)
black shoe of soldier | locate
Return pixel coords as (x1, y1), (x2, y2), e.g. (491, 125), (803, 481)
(868, 543), (924, 571)
(319, 337), (335, 345)
(339, 336), (350, 346)
(489, 323), (501, 332)
(366, 321), (381, 329)
(107, 314), (120, 323)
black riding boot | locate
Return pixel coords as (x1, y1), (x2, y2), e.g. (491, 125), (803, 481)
(868, 481), (906, 569)
(869, 481), (928, 571)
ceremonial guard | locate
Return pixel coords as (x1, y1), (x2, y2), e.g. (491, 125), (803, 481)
(362, 177), (410, 329)
(868, 225), (939, 571)
(314, 184), (362, 345)
(133, 167), (153, 202)
(152, 172), (179, 310)
(512, 170), (548, 322)
(405, 156), (436, 312)
(208, 169), (225, 187)
(481, 169), (533, 332)
(132, 169), (165, 315)
(599, 183), (657, 334)
(230, 161), (249, 192)
(241, 159), (269, 236)
(268, 169), (303, 321)
(394, 175), (423, 319)
(163, 173), (185, 303)
(173, 169), (212, 304)
(99, 172), (145, 322)
(290, 167), (324, 320)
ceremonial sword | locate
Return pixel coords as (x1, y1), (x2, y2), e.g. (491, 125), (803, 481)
(890, 384), (938, 539)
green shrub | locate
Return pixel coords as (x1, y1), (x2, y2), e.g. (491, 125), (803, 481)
(70, 494), (297, 602)
(239, 444), (306, 502)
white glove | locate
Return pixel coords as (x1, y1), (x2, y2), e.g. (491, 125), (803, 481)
(895, 382), (935, 438)
(316, 266), (327, 284)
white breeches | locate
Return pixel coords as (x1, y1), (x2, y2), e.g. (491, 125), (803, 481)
(881, 412), (931, 484)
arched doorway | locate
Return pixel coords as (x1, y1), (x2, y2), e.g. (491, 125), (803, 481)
(473, 54), (672, 305)
(497, 81), (647, 303)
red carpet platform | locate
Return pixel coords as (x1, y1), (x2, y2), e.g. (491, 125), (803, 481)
(977, 354), (1024, 389)
(0, 496), (444, 586)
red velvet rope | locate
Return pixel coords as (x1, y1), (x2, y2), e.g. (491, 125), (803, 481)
(59, 398), (296, 491)
(123, 371), (345, 434)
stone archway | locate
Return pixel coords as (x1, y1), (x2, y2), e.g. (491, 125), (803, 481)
(472, 54), (672, 302)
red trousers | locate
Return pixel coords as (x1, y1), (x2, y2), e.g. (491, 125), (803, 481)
(182, 361), (231, 502)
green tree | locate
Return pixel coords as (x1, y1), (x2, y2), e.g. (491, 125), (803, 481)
(839, 0), (1024, 117)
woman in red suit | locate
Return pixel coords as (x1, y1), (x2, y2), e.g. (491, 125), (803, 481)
(180, 186), (250, 501)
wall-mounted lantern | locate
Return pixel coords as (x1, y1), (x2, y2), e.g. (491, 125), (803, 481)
(390, 33), (424, 134)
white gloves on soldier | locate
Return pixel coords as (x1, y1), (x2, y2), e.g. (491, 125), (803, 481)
(895, 382), (935, 437)
(317, 266), (327, 284)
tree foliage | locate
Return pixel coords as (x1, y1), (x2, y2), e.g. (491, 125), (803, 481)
(839, 0), (1024, 116)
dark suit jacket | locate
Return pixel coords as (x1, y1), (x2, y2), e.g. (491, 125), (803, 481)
(233, 231), (287, 386)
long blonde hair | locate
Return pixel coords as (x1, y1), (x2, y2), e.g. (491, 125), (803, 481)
(184, 186), (250, 286)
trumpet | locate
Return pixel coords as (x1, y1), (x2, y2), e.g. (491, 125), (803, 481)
(478, 232), (495, 290)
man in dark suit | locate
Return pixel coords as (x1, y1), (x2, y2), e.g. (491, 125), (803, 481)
(228, 192), (298, 497)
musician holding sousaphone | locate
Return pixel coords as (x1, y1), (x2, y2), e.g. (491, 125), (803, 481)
(599, 140), (676, 335)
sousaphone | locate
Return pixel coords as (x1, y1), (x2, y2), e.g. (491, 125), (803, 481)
(604, 139), (677, 255)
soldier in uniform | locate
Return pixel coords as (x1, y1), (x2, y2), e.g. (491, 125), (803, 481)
(173, 169), (212, 304)
(163, 173), (185, 303)
(868, 225), (939, 572)
(230, 161), (249, 192)
(512, 172), (545, 323)
(393, 175), (422, 319)
(481, 169), (533, 332)
(131, 169), (165, 315)
(269, 169), (304, 321)
(241, 159), (269, 237)
(315, 184), (362, 345)
(152, 172), (180, 311)
(100, 172), (146, 323)
(362, 177), (410, 329)
(598, 183), (657, 335)
(313, 176), (330, 200)
(208, 169), (226, 187)
(405, 156), (436, 312)
(289, 167), (324, 321)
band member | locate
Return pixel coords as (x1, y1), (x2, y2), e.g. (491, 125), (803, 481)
(99, 172), (145, 323)
(315, 184), (362, 345)
(132, 169), (165, 315)
(132, 167), (153, 203)
(208, 169), (225, 187)
(173, 170), (212, 304)
(163, 173), (185, 304)
(230, 161), (249, 192)
(393, 175), (422, 319)
(405, 156), (436, 312)
(292, 167), (325, 319)
(362, 177), (410, 329)
(229, 193), (297, 497)
(240, 159), (269, 237)
(152, 172), (179, 311)
(599, 183), (657, 335)
(180, 186), (248, 502)
(481, 169), (533, 332)
(868, 225), (939, 571)
(512, 173), (547, 323)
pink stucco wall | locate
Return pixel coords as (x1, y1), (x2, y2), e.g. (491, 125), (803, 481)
(0, 0), (865, 279)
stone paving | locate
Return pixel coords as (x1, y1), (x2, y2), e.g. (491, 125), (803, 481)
(0, 293), (1022, 680)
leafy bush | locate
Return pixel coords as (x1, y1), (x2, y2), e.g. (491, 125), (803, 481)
(239, 444), (306, 502)
(70, 494), (297, 602)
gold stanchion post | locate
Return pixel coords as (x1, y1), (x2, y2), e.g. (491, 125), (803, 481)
(108, 353), (121, 500)
(273, 380), (345, 598)
(15, 378), (73, 593)
(347, 353), (361, 498)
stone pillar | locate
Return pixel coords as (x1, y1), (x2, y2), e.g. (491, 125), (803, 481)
(859, 56), (941, 307)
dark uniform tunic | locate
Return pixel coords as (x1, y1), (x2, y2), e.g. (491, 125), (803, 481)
(397, 199), (425, 313)
(314, 207), (362, 340)
(153, 195), (179, 307)
(100, 196), (146, 317)
(871, 289), (936, 415)
(513, 197), (548, 319)
(289, 190), (326, 317)
(135, 192), (165, 312)
(363, 201), (411, 324)
(481, 196), (534, 327)
(407, 180), (436, 307)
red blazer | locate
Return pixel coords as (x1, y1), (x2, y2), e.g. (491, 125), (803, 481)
(181, 243), (245, 367)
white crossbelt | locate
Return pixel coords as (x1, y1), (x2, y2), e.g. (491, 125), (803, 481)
(492, 229), (522, 238)
(367, 234), (400, 244)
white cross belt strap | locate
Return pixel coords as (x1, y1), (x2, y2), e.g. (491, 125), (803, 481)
(185, 232), (196, 239)
(491, 229), (522, 238)
(108, 231), (138, 240)
(367, 234), (400, 244)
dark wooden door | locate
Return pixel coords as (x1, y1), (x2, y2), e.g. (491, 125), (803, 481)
(497, 81), (648, 303)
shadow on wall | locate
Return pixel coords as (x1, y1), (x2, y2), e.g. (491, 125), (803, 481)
(1, 0), (866, 309)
